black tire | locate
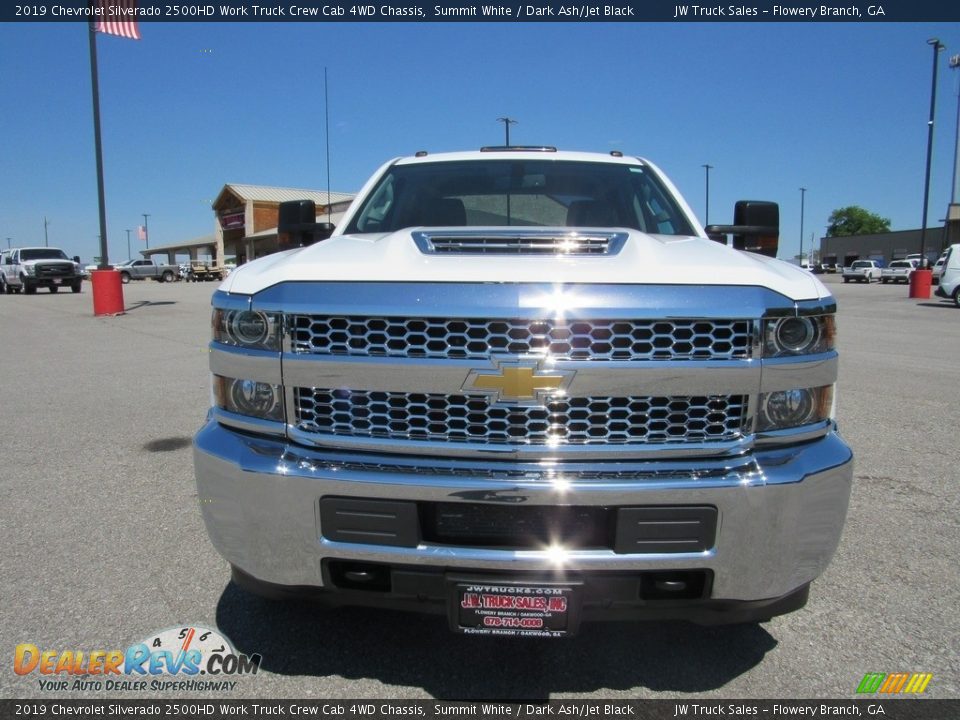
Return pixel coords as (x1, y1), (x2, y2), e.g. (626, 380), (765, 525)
(843, 277), (849, 283)
(881, 278), (888, 284)
(120, 272), (131, 284)
(71, 281), (82, 293)
(22, 277), (36, 294)
(49, 285), (59, 293)
(953, 287), (960, 308)
(161, 271), (174, 283)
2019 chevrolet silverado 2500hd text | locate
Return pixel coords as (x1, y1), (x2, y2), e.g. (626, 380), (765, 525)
(193, 148), (853, 636)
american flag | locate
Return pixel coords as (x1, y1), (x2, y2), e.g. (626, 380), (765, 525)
(94, 0), (141, 41)
(137, 225), (146, 241)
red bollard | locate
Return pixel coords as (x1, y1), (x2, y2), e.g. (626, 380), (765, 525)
(90, 269), (125, 316)
(908, 268), (933, 299)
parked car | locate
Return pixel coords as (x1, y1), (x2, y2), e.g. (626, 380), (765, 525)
(935, 245), (960, 307)
(2, 247), (84, 294)
(113, 259), (178, 283)
(932, 254), (946, 285)
(880, 259), (919, 284)
(842, 260), (882, 283)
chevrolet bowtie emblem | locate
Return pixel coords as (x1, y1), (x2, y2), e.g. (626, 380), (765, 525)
(462, 361), (576, 405)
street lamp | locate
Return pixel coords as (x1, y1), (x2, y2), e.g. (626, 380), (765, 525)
(126, 229), (132, 261)
(142, 213), (150, 251)
(799, 187), (807, 265)
(44, 216), (50, 247)
(702, 164), (713, 225)
(496, 117), (517, 146)
(919, 38), (944, 268)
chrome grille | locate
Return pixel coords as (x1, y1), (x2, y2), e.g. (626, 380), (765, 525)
(289, 317), (753, 361)
(294, 389), (747, 446)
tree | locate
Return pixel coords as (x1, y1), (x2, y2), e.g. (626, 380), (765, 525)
(826, 206), (891, 236)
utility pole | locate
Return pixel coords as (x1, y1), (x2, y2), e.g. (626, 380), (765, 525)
(947, 54), (960, 246)
(142, 213), (150, 251)
(6, 237), (11, 249)
(702, 164), (713, 226)
(126, 229), (132, 261)
(799, 188), (807, 264)
(919, 38), (944, 267)
(496, 117), (517, 146)
(44, 216), (50, 247)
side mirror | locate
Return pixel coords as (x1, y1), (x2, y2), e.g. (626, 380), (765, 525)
(705, 200), (779, 258)
(72, 256), (81, 264)
(278, 200), (336, 249)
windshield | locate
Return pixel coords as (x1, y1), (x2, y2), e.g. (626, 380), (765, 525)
(21, 249), (70, 261)
(852, 261), (871, 268)
(345, 159), (697, 236)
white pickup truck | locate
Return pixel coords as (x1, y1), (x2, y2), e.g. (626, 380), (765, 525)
(880, 259), (918, 284)
(2, 247), (84, 294)
(842, 259), (882, 283)
(193, 147), (852, 636)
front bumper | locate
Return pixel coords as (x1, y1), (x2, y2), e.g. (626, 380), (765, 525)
(194, 420), (853, 618)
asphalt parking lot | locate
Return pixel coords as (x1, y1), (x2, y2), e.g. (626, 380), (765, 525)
(1, 275), (957, 701)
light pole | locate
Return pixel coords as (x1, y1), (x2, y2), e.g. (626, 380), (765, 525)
(496, 117), (517, 146)
(44, 216), (50, 247)
(950, 54), (960, 206)
(919, 38), (944, 268)
(142, 213), (150, 251)
(799, 187), (807, 265)
(702, 164), (713, 226)
(947, 53), (960, 247)
(126, 229), (132, 261)
(6, 237), (11, 249)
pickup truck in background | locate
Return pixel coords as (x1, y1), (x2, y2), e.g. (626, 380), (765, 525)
(114, 259), (178, 284)
(2, 247), (84, 294)
(842, 260), (881, 283)
(880, 259), (918, 284)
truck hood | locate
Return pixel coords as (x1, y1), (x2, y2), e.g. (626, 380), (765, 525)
(222, 228), (829, 302)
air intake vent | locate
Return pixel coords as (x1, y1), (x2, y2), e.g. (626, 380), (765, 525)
(412, 231), (627, 256)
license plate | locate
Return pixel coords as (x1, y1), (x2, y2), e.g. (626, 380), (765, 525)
(449, 580), (581, 637)
(52, 278), (61, 284)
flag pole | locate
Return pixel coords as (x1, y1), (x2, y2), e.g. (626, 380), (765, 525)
(88, 20), (110, 270)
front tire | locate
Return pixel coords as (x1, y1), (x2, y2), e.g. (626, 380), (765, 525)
(953, 287), (960, 308)
(161, 270), (174, 283)
(22, 277), (36, 294)
(71, 281), (82, 293)
(120, 272), (131, 284)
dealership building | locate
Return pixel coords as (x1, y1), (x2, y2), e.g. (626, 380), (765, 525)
(143, 183), (355, 266)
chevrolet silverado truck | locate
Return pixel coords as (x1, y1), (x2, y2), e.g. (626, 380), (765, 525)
(114, 259), (178, 283)
(193, 148), (853, 636)
(2, 247), (83, 294)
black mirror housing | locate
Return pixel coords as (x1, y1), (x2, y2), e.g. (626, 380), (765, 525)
(704, 201), (779, 258)
(278, 200), (336, 249)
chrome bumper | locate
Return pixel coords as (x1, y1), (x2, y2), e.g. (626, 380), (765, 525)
(193, 421), (852, 603)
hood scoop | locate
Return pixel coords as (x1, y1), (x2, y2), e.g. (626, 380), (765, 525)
(412, 230), (628, 256)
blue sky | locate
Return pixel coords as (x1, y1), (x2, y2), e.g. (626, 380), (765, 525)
(2, 20), (959, 263)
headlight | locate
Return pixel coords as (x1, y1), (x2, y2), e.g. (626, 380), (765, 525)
(212, 309), (281, 351)
(25, 265), (36, 276)
(213, 375), (284, 422)
(764, 315), (835, 357)
(756, 385), (833, 432)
